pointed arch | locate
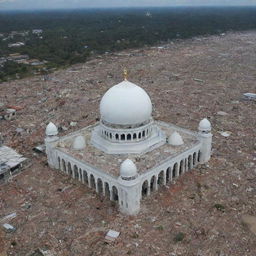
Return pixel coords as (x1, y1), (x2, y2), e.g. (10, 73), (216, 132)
(67, 162), (72, 176)
(150, 175), (157, 192)
(97, 178), (103, 194)
(198, 150), (201, 162)
(193, 152), (197, 165)
(142, 180), (149, 197)
(105, 182), (110, 199)
(62, 159), (66, 173)
(166, 167), (171, 183)
(179, 160), (184, 175)
(74, 165), (79, 179)
(112, 186), (119, 201)
(188, 155), (193, 170)
(90, 174), (96, 189)
(157, 170), (165, 186)
(173, 163), (178, 178)
(127, 134), (131, 141)
(83, 170), (88, 184)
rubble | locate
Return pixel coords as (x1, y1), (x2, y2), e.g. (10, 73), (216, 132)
(243, 93), (256, 101)
(105, 230), (120, 242)
(0, 146), (28, 184)
(0, 31), (256, 255)
(2, 224), (16, 233)
(241, 215), (256, 235)
(0, 107), (16, 121)
(217, 111), (228, 116)
(219, 131), (232, 137)
(0, 213), (17, 224)
(33, 144), (46, 154)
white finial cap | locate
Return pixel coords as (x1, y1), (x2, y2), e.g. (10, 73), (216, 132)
(120, 159), (138, 179)
(46, 122), (58, 136)
(168, 131), (184, 146)
(198, 118), (211, 132)
(73, 135), (86, 150)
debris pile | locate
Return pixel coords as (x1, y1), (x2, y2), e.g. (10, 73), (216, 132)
(0, 31), (256, 255)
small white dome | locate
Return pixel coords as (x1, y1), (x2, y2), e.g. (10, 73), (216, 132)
(73, 135), (86, 150)
(168, 131), (184, 146)
(198, 118), (211, 131)
(46, 122), (58, 136)
(120, 159), (138, 179)
(100, 80), (152, 125)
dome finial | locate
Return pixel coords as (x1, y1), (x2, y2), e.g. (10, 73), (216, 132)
(123, 68), (128, 81)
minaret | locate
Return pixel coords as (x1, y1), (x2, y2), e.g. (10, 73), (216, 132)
(45, 122), (59, 169)
(198, 118), (212, 163)
(118, 159), (141, 215)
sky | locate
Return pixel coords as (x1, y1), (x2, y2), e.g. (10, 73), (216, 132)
(0, 0), (256, 10)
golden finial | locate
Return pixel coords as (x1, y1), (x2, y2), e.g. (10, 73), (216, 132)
(123, 68), (128, 80)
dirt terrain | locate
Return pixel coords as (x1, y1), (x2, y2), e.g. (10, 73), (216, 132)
(0, 31), (256, 256)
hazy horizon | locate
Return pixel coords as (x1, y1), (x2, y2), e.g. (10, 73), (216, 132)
(0, 0), (256, 11)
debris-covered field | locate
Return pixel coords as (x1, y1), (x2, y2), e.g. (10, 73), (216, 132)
(0, 31), (256, 256)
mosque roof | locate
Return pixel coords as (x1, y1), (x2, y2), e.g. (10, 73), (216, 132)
(100, 80), (152, 126)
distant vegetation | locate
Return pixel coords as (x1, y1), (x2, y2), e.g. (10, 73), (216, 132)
(1, 7), (256, 82)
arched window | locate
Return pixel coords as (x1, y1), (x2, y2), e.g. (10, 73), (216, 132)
(193, 152), (197, 165)
(179, 160), (184, 175)
(115, 134), (119, 140)
(105, 182), (110, 199)
(83, 170), (88, 184)
(109, 133), (112, 139)
(68, 162), (72, 176)
(141, 180), (149, 197)
(90, 174), (96, 189)
(138, 133), (141, 139)
(62, 159), (66, 173)
(166, 167), (171, 183)
(121, 134), (125, 141)
(198, 151), (201, 162)
(150, 176), (156, 192)
(127, 134), (131, 141)
(142, 131), (145, 137)
(133, 133), (137, 140)
(157, 171), (165, 186)
(97, 178), (103, 194)
(188, 155), (192, 170)
(74, 165), (79, 179)
(173, 163), (178, 178)
(112, 186), (119, 201)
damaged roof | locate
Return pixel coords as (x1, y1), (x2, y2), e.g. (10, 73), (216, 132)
(0, 146), (27, 172)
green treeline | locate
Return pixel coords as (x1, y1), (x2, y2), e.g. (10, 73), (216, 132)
(1, 7), (256, 82)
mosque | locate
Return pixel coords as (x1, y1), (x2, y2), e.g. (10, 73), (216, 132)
(45, 71), (212, 215)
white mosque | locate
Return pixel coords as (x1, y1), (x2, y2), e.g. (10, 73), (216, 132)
(45, 72), (212, 215)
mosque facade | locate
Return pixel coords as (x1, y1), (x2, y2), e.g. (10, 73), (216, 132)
(45, 74), (212, 215)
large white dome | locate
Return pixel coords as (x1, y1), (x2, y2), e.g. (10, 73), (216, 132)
(100, 80), (152, 126)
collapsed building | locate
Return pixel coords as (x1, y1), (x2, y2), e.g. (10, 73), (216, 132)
(45, 73), (212, 215)
(0, 133), (28, 184)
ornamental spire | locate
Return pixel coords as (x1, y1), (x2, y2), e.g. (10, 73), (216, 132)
(123, 68), (128, 81)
